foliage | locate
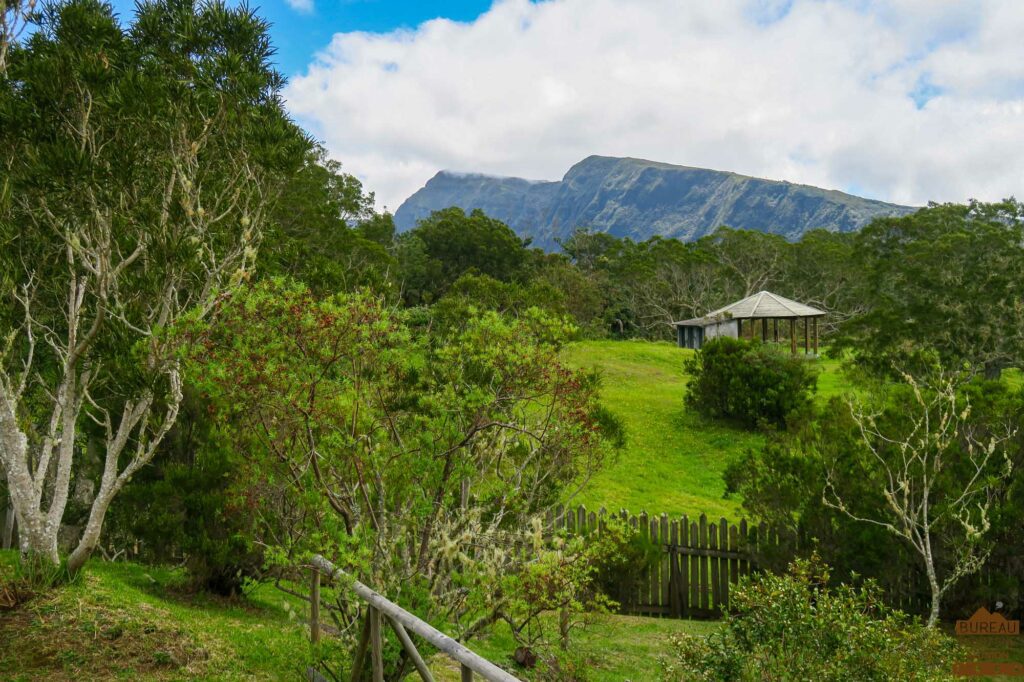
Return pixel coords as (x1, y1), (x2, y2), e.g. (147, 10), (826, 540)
(106, 391), (261, 595)
(663, 555), (960, 682)
(180, 279), (615, 674)
(727, 369), (1024, 620)
(398, 207), (531, 304)
(0, 0), (305, 572)
(685, 337), (817, 429)
(837, 200), (1024, 378)
(259, 144), (396, 295)
(820, 364), (1017, 625)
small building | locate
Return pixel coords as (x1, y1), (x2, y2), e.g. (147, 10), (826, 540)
(673, 291), (826, 354)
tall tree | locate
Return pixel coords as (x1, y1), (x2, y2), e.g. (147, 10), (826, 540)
(841, 201), (1024, 377)
(822, 367), (1016, 626)
(259, 144), (395, 294)
(398, 207), (530, 304)
(0, 0), (304, 572)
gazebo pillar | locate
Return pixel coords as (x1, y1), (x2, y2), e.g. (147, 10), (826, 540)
(789, 319), (797, 355)
(761, 318), (768, 342)
(804, 318), (810, 354)
(813, 318), (819, 355)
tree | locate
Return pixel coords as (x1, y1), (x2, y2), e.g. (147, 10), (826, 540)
(0, 0), (35, 74)
(695, 227), (790, 298)
(0, 0), (303, 572)
(781, 229), (864, 335)
(182, 279), (612, 648)
(821, 367), (1016, 626)
(259, 145), (395, 295)
(398, 207), (530, 304)
(840, 201), (1024, 378)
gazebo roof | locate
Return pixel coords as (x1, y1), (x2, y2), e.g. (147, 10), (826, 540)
(673, 291), (825, 327)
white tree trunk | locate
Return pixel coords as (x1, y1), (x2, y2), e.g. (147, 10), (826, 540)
(2, 499), (15, 550)
(1, 368), (181, 572)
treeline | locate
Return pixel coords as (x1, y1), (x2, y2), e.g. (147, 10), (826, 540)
(266, 145), (1024, 379)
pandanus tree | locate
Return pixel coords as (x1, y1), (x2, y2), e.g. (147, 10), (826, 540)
(0, 0), (304, 573)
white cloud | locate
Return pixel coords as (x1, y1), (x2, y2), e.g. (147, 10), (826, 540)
(284, 0), (1024, 212)
(285, 0), (314, 14)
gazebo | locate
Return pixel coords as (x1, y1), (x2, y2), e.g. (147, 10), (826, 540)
(673, 291), (826, 355)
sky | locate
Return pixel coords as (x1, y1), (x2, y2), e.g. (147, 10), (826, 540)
(110, 0), (1024, 213)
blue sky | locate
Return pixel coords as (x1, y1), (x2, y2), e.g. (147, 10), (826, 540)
(106, 0), (495, 77)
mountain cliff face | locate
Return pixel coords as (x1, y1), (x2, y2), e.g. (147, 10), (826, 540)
(394, 156), (916, 250)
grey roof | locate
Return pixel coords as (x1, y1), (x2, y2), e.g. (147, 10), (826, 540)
(673, 291), (826, 327)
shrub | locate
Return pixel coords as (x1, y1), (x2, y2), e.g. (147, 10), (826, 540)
(106, 393), (263, 595)
(662, 555), (960, 682)
(684, 337), (816, 428)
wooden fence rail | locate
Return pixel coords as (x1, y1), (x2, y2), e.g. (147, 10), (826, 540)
(309, 555), (523, 682)
(545, 505), (773, 618)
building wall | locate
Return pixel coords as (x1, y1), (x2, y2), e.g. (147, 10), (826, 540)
(704, 319), (739, 341)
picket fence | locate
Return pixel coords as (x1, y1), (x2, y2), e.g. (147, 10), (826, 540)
(544, 505), (780, 619)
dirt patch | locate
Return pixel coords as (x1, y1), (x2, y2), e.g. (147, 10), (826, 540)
(0, 589), (211, 681)
(0, 577), (37, 610)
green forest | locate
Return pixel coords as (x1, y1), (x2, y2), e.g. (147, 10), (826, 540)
(2, 2), (1023, 681)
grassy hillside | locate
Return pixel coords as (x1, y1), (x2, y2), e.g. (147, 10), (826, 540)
(0, 550), (709, 681)
(0, 550), (343, 681)
(562, 340), (854, 519)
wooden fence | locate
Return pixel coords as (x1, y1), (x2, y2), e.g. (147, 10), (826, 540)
(309, 555), (522, 682)
(545, 505), (777, 618)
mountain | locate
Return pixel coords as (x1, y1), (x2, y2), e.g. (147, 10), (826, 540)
(394, 155), (916, 250)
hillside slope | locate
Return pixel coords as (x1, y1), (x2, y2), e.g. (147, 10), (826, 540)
(0, 552), (341, 681)
(395, 156), (916, 250)
(561, 340), (855, 519)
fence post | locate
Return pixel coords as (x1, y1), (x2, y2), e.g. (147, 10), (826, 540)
(709, 519), (720, 614)
(350, 608), (371, 682)
(699, 514), (709, 613)
(461, 664), (473, 681)
(719, 518), (729, 614)
(310, 567), (321, 644)
(370, 606), (384, 682)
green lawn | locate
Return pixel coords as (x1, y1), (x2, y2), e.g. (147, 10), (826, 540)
(0, 550), (345, 681)
(561, 339), (853, 520)
(0, 549), (712, 682)
(433, 613), (718, 682)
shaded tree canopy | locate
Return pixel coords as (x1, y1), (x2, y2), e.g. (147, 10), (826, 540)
(838, 200), (1024, 377)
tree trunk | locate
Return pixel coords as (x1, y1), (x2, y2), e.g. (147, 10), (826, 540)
(0, 404), (60, 565)
(66, 496), (112, 573)
(559, 605), (570, 651)
(924, 549), (941, 628)
(927, 580), (941, 628)
(2, 500), (15, 550)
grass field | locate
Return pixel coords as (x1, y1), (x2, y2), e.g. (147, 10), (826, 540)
(0, 550), (344, 681)
(432, 614), (718, 682)
(0, 549), (710, 681)
(562, 339), (854, 519)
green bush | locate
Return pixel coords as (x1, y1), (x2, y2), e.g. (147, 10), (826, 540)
(684, 337), (816, 428)
(662, 555), (959, 682)
(106, 393), (263, 595)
